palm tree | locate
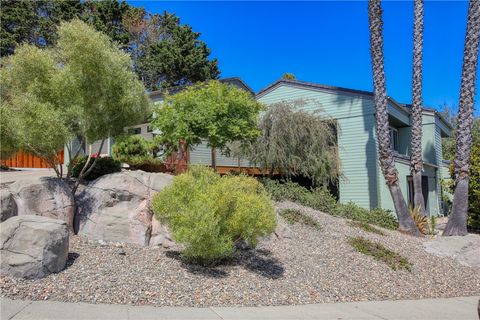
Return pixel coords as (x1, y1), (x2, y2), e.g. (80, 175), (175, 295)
(368, 0), (421, 236)
(410, 0), (426, 215)
(443, 0), (480, 236)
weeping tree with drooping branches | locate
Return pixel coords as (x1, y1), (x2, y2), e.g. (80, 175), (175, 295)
(1, 19), (149, 191)
(234, 100), (340, 187)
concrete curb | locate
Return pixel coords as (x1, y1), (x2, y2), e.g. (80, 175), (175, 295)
(1, 296), (479, 320)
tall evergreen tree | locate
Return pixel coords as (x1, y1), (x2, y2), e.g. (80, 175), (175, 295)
(136, 12), (219, 90)
(410, 0), (426, 214)
(444, 0), (480, 236)
(0, 0), (82, 56)
(368, 0), (421, 236)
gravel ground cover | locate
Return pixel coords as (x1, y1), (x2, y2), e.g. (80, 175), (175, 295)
(1, 201), (479, 307)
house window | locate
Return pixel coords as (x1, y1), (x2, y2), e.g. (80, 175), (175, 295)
(147, 125), (153, 133)
(389, 127), (399, 152)
(127, 127), (141, 135)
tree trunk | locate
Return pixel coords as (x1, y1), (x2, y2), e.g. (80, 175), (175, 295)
(444, 0), (480, 236)
(410, 0), (426, 214)
(368, 0), (421, 236)
(72, 138), (105, 195)
(211, 147), (217, 171)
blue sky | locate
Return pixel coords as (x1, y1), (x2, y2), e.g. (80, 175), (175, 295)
(128, 1), (478, 113)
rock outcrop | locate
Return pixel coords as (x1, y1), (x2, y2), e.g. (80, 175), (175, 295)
(0, 188), (17, 222)
(75, 171), (173, 246)
(0, 215), (69, 279)
(8, 177), (75, 230)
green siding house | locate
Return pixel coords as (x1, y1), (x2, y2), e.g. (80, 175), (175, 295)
(85, 77), (452, 217)
(182, 78), (452, 216)
(257, 79), (452, 216)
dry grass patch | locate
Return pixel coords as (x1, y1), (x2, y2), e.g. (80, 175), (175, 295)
(348, 236), (412, 271)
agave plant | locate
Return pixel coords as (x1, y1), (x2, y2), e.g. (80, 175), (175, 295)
(409, 205), (428, 235)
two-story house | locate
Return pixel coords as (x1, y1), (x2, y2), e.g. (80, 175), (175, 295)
(65, 77), (453, 216)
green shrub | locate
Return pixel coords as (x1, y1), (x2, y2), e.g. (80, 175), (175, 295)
(467, 142), (480, 231)
(71, 156), (121, 181)
(348, 236), (412, 271)
(260, 179), (337, 213)
(260, 178), (398, 230)
(152, 166), (276, 265)
(280, 208), (321, 230)
(334, 203), (397, 230)
(112, 135), (151, 162)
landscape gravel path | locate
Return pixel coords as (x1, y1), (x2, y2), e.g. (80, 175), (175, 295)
(1, 201), (479, 307)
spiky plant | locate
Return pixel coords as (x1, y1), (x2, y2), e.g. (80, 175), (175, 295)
(409, 205), (428, 235)
(444, 0), (480, 236)
(368, 0), (421, 236)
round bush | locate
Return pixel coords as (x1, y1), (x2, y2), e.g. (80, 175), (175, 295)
(71, 156), (121, 181)
(152, 166), (277, 265)
(112, 135), (151, 163)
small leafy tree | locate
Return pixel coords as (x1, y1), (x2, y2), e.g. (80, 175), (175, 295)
(153, 80), (262, 170)
(1, 19), (149, 189)
(236, 100), (339, 186)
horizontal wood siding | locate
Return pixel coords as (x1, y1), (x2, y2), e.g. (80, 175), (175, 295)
(257, 84), (379, 209)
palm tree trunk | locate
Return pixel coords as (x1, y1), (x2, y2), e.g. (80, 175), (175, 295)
(444, 0), (480, 236)
(410, 0), (426, 215)
(368, 0), (421, 236)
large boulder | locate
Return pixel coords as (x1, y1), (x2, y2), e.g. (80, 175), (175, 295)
(75, 171), (173, 246)
(424, 234), (480, 267)
(0, 215), (69, 279)
(0, 188), (17, 222)
(8, 177), (75, 229)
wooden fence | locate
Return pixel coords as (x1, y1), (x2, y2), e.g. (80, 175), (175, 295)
(1, 150), (64, 168)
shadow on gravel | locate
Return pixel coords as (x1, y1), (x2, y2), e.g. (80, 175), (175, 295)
(166, 249), (285, 280)
(238, 249), (284, 280)
(65, 252), (80, 269)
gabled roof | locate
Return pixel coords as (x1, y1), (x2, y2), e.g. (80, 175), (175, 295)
(149, 77), (254, 98)
(256, 78), (409, 112)
(256, 78), (454, 133)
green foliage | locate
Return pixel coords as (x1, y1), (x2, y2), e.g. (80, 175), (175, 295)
(335, 203), (398, 230)
(0, 44), (73, 169)
(236, 100), (339, 186)
(0, 0), (82, 56)
(443, 117), (480, 230)
(81, 0), (131, 48)
(71, 156), (121, 181)
(1, 20), (149, 178)
(152, 166), (276, 265)
(1, 1), (219, 92)
(111, 135), (167, 172)
(347, 221), (385, 236)
(428, 215), (438, 235)
(280, 209), (321, 230)
(261, 179), (398, 230)
(282, 73), (296, 80)
(348, 237), (412, 271)
(408, 205), (428, 235)
(136, 12), (219, 90)
(112, 135), (153, 162)
(468, 139), (480, 230)
(261, 178), (338, 213)
(153, 81), (262, 161)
